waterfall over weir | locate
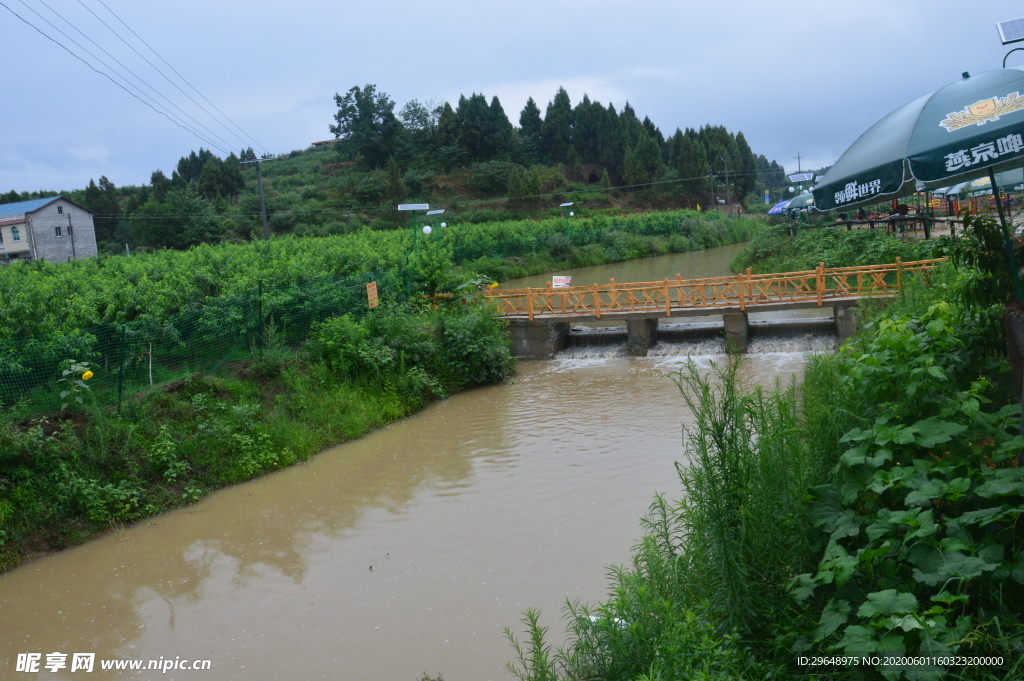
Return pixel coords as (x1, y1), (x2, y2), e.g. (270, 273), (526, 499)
(561, 317), (839, 358)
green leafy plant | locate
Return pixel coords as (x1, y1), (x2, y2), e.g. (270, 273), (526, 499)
(936, 212), (1023, 308)
(789, 300), (1024, 678)
(58, 359), (95, 410)
(144, 424), (189, 484)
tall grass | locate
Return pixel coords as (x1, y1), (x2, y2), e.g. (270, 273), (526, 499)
(507, 356), (843, 680)
(666, 358), (835, 638)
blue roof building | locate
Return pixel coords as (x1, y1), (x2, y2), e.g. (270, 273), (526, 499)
(0, 196), (97, 263)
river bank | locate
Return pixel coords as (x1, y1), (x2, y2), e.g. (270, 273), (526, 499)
(0, 214), (755, 573)
(0, 240), (838, 681)
(506, 215), (1023, 681)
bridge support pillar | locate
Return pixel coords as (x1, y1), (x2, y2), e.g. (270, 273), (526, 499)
(626, 318), (658, 356)
(507, 320), (569, 358)
(834, 306), (860, 342)
(723, 312), (749, 352)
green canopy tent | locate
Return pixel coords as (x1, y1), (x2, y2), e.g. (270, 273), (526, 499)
(812, 67), (1024, 300)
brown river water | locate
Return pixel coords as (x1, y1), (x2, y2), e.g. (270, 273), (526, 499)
(0, 243), (837, 680)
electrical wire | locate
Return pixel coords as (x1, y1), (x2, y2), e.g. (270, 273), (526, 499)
(32, 0), (239, 156)
(91, 0), (270, 157)
(4, 0), (270, 159)
(1, 0), (231, 155)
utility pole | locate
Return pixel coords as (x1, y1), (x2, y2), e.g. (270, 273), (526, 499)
(67, 213), (76, 259)
(793, 152), (803, 174)
(241, 155), (275, 240)
(719, 154), (730, 204)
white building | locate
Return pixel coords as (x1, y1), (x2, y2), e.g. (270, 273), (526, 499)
(0, 196), (98, 263)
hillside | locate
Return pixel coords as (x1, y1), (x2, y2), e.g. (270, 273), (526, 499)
(2, 84), (788, 255)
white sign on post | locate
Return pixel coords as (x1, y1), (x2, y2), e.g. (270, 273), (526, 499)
(552, 276), (572, 288)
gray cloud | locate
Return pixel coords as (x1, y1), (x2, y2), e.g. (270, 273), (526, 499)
(3, 0), (1022, 191)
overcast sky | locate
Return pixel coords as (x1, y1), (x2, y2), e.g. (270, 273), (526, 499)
(3, 0), (1024, 194)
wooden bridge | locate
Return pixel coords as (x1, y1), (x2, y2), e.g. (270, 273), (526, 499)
(483, 258), (947, 357)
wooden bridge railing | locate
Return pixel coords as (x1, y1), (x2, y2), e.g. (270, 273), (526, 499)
(482, 258), (948, 321)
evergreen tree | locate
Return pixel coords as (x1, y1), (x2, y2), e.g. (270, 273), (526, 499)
(174, 148), (216, 186)
(623, 130), (662, 187)
(635, 132), (663, 184)
(519, 97), (542, 138)
(541, 87), (573, 163)
(129, 187), (220, 250)
(623, 145), (638, 185)
(572, 95), (601, 163)
(756, 154), (787, 196)
(733, 132), (758, 200)
(488, 96), (514, 159)
(641, 116), (664, 147)
(82, 176), (120, 244)
(437, 102), (459, 148)
(455, 94), (488, 161)
(517, 97), (543, 166)
(619, 103), (641, 150)
(524, 167), (542, 205)
(674, 134), (709, 203)
(665, 129), (684, 169)
(598, 104), (624, 179)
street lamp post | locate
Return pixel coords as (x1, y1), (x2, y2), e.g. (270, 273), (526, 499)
(999, 16), (1024, 66)
(398, 203), (431, 299)
(426, 208), (445, 240)
(560, 202), (574, 244)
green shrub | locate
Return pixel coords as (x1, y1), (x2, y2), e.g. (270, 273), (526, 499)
(790, 300), (1024, 674)
(466, 161), (517, 195)
(732, 224), (936, 273)
(434, 308), (514, 390)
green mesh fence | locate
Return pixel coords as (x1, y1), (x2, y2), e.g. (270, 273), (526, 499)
(0, 268), (406, 415)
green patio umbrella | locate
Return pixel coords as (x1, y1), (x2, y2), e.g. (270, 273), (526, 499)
(935, 168), (1023, 198)
(812, 67), (1024, 299)
(786, 191), (815, 210)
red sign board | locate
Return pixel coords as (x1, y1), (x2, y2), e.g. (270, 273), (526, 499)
(552, 276), (572, 288)
(366, 282), (378, 308)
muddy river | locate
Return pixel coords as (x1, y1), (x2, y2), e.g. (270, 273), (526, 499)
(0, 243), (836, 680)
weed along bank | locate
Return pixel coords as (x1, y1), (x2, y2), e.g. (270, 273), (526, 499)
(10, 221), (1002, 680)
(0, 319), (828, 680)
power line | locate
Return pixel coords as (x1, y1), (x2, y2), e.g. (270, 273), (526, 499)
(1, 0), (231, 154)
(5, 0), (269, 159)
(92, 0), (270, 157)
(32, 0), (238, 156)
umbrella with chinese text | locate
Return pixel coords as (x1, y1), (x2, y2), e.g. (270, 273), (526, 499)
(812, 67), (1024, 299)
(814, 67), (1024, 210)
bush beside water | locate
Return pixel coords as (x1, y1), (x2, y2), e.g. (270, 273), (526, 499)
(0, 304), (514, 571)
(731, 224), (938, 274)
(508, 217), (1024, 680)
(0, 209), (750, 571)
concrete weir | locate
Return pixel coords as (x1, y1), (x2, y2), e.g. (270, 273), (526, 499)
(721, 305), (859, 352)
(506, 305), (861, 358)
(507, 320), (570, 358)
